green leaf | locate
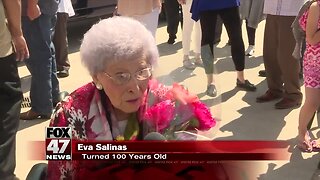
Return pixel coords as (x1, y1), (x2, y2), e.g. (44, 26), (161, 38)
(188, 118), (199, 128)
(180, 121), (190, 131)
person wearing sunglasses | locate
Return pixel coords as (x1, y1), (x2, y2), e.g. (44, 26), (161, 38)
(46, 17), (216, 179)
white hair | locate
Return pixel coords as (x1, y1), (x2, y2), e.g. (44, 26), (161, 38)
(80, 16), (159, 76)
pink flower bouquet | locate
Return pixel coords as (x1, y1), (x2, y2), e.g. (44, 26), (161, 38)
(141, 79), (216, 140)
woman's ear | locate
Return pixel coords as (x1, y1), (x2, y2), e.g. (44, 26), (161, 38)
(92, 74), (99, 84)
(92, 75), (103, 90)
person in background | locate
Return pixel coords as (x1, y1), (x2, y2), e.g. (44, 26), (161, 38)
(46, 17), (216, 179)
(191, 0), (257, 97)
(214, 15), (224, 45)
(20, 0), (61, 120)
(53, 0), (75, 78)
(256, 0), (304, 109)
(297, 0), (320, 152)
(239, 0), (265, 56)
(117, 0), (161, 38)
(0, 0), (29, 179)
(164, 0), (181, 44)
(177, 0), (202, 70)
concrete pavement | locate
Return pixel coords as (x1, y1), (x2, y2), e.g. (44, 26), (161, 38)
(16, 19), (319, 179)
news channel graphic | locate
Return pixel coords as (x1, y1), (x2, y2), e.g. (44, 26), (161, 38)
(43, 127), (290, 162)
(46, 127), (72, 160)
(71, 141), (290, 162)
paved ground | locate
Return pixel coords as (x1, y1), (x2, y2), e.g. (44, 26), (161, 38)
(16, 19), (319, 179)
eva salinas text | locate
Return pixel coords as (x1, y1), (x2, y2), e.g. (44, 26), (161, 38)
(77, 143), (127, 151)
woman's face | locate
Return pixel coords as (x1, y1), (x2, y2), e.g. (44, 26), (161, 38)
(95, 58), (151, 115)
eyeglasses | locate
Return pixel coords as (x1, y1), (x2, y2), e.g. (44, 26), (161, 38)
(103, 67), (152, 85)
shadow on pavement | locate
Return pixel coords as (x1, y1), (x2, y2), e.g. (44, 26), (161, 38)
(158, 41), (182, 57)
(214, 55), (264, 73)
(18, 119), (49, 131)
(257, 142), (320, 180)
(218, 81), (293, 140)
(218, 86), (320, 179)
(155, 66), (199, 89)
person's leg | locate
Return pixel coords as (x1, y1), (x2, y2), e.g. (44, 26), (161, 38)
(246, 24), (256, 46)
(215, 15), (223, 44)
(147, 7), (160, 38)
(164, 0), (180, 44)
(0, 54), (22, 180)
(200, 10), (217, 74)
(245, 20), (256, 56)
(53, 12), (70, 77)
(261, 15), (284, 96)
(21, 14), (60, 118)
(298, 87), (320, 151)
(181, 2), (193, 57)
(199, 10), (217, 96)
(219, 7), (244, 72)
(133, 7), (160, 38)
(275, 16), (302, 108)
(194, 19), (202, 66)
(219, 7), (256, 91)
(181, 1), (195, 69)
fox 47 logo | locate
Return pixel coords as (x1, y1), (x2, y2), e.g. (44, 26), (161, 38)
(46, 127), (72, 160)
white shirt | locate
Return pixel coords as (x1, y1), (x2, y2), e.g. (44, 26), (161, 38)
(263, 0), (306, 16)
(57, 0), (75, 17)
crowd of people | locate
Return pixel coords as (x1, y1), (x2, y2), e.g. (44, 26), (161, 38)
(0, 0), (319, 179)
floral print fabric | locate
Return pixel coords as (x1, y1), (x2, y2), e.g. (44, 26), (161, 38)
(46, 80), (216, 179)
(299, 2), (320, 88)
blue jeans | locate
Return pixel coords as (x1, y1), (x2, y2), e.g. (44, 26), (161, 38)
(0, 54), (22, 179)
(22, 14), (60, 115)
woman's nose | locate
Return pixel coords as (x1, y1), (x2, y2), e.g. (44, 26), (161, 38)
(127, 78), (140, 93)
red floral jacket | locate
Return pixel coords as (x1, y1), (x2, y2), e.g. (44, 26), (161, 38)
(47, 80), (216, 179)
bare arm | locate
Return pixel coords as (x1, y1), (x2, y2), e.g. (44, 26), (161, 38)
(153, 0), (162, 9)
(27, 0), (40, 20)
(177, 0), (186, 5)
(3, 0), (22, 37)
(3, 0), (29, 61)
(306, 2), (320, 46)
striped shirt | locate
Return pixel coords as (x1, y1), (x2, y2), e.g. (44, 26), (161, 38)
(263, 0), (306, 16)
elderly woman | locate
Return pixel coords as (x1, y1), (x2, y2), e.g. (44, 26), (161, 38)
(46, 17), (216, 179)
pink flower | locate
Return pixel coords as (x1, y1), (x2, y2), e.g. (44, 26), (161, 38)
(166, 83), (199, 105)
(143, 100), (175, 132)
(192, 101), (216, 130)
